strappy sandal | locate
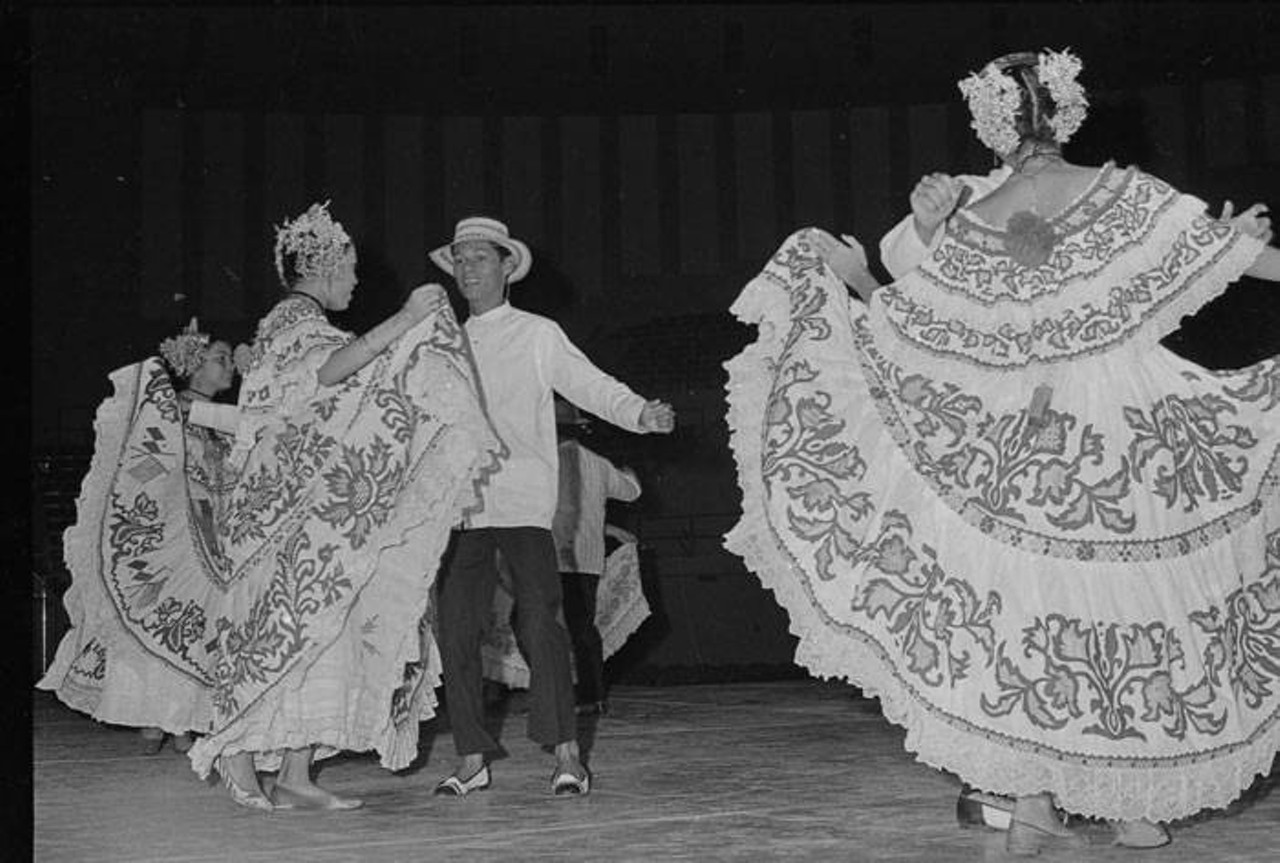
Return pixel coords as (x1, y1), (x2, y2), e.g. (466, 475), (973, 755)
(433, 764), (491, 797)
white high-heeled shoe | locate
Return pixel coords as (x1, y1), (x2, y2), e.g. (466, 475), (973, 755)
(1113, 820), (1171, 849)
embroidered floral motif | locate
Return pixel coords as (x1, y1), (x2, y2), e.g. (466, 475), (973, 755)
(209, 530), (351, 718)
(223, 423), (336, 545)
(141, 597), (208, 657)
(975, 408), (1135, 533)
(868, 353), (1136, 535)
(375, 357), (423, 445)
(108, 492), (164, 557)
(852, 513), (1002, 687)
(315, 438), (406, 549)
(1125, 394), (1257, 511)
(895, 373), (982, 447)
(761, 279), (874, 582)
(209, 592), (286, 718)
(1191, 549), (1280, 711)
(754, 232), (1274, 571)
(1222, 358), (1280, 413)
(1138, 670), (1224, 741)
(982, 615), (1226, 740)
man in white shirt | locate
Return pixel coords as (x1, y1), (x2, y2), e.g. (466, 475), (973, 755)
(552, 398), (642, 716)
(428, 217), (675, 798)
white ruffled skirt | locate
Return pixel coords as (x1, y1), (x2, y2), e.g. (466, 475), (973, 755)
(724, 231), (1280, 822)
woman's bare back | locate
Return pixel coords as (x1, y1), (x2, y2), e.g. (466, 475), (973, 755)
(968, 162), (1103, 229)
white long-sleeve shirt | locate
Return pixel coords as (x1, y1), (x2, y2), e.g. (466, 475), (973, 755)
(463, 302), (649, 529)
(553, 440), (641, 574)
(878, 166), (1011, 279)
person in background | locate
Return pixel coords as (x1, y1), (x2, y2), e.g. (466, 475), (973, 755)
(552, 397), (644, 716)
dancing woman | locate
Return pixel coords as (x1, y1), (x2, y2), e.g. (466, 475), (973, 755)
(725, 49), (1280, 854)
(38, 319), (239, 754)
(179, 202), (504, 811)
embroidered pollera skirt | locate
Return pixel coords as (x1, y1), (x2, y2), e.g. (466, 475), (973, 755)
(42, 307), (502, 779)
(39, 367), (226, 734)
(724, 230), (1279, 822)
(185, 313), (502, 777)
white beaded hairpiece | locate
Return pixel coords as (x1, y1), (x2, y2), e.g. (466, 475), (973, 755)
(272, 200), (354, 288)
(957, 48), (1089, 156)
(158, 317), (211, 378)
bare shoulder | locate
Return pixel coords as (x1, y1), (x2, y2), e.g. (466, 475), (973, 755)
(968, 162), (1107, 227)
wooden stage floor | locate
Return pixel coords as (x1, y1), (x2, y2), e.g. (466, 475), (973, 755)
(33, 681), (1278, 862)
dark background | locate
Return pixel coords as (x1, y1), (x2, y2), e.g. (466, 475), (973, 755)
(27, 2), (1280, 681)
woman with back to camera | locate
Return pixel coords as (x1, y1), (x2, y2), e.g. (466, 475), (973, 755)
(726, 48), (1280, 854)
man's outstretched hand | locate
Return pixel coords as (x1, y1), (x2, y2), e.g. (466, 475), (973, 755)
(639, 400), (676, 433)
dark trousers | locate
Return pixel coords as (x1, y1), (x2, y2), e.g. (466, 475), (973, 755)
(437, 527), (576, 754)
(560, 573), (605, 704)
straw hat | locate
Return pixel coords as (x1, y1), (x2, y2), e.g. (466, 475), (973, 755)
(429, 216), (532, 283)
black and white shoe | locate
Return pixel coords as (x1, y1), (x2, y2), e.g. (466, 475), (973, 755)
(434, 764), (491, 797)
(551, 767), (591, 796)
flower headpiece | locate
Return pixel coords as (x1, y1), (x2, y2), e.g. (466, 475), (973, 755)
(158, 317), (211, 378)
(957, 48), (1089, 156)
(272, 200), (354, 288)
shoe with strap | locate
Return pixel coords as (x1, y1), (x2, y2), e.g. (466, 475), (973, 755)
(551, 766), (591, 796)
(434, 764), (492, 797)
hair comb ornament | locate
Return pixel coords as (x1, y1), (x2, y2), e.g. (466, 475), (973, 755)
(158, 317), (212, 378)
(272, 200), (354, 288)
